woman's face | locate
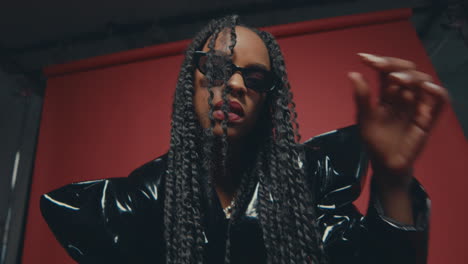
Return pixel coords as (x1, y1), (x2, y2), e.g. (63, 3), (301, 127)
(193, 26), (271, 140)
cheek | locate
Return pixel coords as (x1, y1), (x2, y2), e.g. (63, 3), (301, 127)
(193, 73), (211, 128)
(246, 93), (267, 118)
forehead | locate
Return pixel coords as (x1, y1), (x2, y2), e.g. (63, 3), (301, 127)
(201, 26), (271, 70)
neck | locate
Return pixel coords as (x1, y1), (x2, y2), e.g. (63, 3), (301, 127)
(211, 137), (252, 208)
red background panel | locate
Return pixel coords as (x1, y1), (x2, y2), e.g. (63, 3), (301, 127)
(22, 8), (468, 264)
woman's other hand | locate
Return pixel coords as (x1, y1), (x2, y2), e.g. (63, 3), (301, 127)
(348, 53), (449, 223)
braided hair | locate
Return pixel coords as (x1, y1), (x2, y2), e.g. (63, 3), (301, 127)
(163, 15), (327, 264)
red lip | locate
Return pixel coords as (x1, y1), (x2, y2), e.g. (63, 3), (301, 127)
(214, 100), (245, 117)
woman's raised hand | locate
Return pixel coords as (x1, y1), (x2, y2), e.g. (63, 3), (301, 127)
(348, 53), (449, 189)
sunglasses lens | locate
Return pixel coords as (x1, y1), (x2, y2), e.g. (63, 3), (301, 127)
(244, 70), (273, 92)
(196, 53), (225, 83)
(196, 53), (208, 74)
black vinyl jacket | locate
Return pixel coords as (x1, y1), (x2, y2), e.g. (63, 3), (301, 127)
(40, 125), (430, 264)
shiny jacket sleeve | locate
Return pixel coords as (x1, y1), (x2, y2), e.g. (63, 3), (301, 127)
(303, 125), (430, 264)
(39, 155), (167, 264)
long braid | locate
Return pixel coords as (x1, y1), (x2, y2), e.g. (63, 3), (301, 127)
(256, 30), (328, 263)
(277, 68), (305, 263)
(220, 15), (238, 264)
(183, 71), (205, 262)
(261, 130), (289, 263)
(164, 17), (227, 264)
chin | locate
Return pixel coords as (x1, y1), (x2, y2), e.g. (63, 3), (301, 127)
(212, 124), (246, 141)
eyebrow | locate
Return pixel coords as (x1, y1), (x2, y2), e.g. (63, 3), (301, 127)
(210, 51), (270, 71)
(242, 63), (269, 71)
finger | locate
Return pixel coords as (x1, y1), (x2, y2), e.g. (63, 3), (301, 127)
(388, 70), (434, 89)
(348, 72), (373, 119)
(420, 81), (449, 123)
(413, 82), (449, 131)
(421, 81), (450, 100)
(357, 53), (417, 72)
(384, 70), (435, 107)
(378, 85), (417, 121)
(387, 71), (432, 114)
(379, 70), (429, 108)
(400, 88), (416, 103)
(414, 94), (439, 131)
(379, 83), (400, 105)
(383, 75), (442, 121)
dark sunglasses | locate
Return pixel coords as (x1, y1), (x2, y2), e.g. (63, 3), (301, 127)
(193, 51), (277, 93)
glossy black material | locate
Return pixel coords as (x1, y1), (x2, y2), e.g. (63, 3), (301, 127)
(193, 50), (277, 92)
(40, 125), (430, 264)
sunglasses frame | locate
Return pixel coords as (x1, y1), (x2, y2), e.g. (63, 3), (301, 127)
(193, 50), (277, 93)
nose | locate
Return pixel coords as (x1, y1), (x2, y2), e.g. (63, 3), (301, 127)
(226, 72), (247, 97)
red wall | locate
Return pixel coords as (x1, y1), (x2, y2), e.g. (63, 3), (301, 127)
(22, 9), (468, 263)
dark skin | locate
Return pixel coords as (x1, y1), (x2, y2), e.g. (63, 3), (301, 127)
(349, 54), (449, 224)
(193, 27), (449, 225)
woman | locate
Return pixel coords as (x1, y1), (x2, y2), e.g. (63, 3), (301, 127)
(40, 15), (448, 264)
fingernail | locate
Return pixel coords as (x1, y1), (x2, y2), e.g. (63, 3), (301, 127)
(348, 72), (361, 79)
(423, 81), (442, 90)
(357, 53), (386, 64)
(389, 72), (411, 81)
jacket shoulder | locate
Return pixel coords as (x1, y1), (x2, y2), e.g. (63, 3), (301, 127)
(126, 153), (168, 199)
(40, 153), (168, 262)
(302, 125), (368, 209)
